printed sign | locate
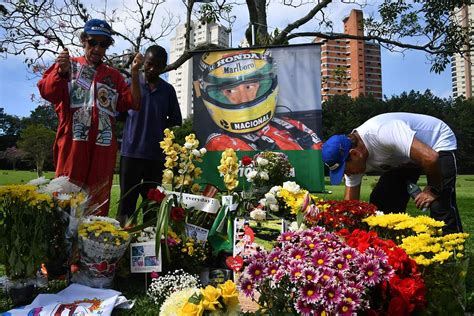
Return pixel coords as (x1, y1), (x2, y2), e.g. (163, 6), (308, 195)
(130, 241), (161, 273)
(192, 45), (325, 192)
(75, 65), (96, 90)
(166, 191), (221, 214)
(233, 217), (285, 259)
(185, 223), (209, 243)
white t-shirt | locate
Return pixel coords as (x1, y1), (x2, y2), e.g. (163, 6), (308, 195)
(345, 112), (457, 187)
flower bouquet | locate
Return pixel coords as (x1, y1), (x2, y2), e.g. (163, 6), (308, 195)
(400, 232), (470, 314)
(238, 226), (393, 315)
(72, 216), (130, 288)
(258, 181), (309, 227)
(147, 269), (200, 306)
(307, 199), (378, 231)
(364, 213), (470, 314)
(160, 279), (240, 316)
(338, 229), (427, 314)
(166, 231), (210, 275)
(39, 176), (88, 278)
(160, 128), (206, 193)
(246, 151), (293, 198)
(0, 182), (56, 304)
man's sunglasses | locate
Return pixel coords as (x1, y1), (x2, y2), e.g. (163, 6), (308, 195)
(87, 39), (111, 48)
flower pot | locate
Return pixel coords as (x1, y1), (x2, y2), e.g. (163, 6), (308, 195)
(9, 281), (35, 306)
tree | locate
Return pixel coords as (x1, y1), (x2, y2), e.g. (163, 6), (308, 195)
(0, 0), (471, 75)
(24, 103), (58, 131)
(4, 146), (26, 170)
(0, 108), (23, 136)
(17, 124), (55, 176)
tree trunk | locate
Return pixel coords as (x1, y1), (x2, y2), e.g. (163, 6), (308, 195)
(36, 157), (44, 177)
(245, 0), (268, 46)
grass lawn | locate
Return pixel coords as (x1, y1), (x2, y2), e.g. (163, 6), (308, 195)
(1, 170), (474, 312)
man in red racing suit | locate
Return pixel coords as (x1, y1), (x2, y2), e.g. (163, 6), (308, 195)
(205, 116), (322, 151)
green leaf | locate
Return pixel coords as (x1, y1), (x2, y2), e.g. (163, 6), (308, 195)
(188, 292), (203, 305)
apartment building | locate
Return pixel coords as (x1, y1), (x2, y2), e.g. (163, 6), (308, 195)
(169, 21), (229, 118)
(452, 4), (474, 98)
(315, 9), (382, 100)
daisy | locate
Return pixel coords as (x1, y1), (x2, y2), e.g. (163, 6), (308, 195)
(239, 277), (254, 297)
(289, 248), (306, 261)
(247, 262), (265, 282)
(56, 193), (72, 201)
(300, 283), (321, 304)
(360, 260), (382, 286)
(312, 251), (330, 267)
(295, 298), (315, 316)
(302, 268), (318, 282)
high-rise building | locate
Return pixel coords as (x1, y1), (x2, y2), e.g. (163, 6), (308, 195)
(169, 21), (229, 118)
(314, 9), (382, 100)
(452, 5), (474, 99)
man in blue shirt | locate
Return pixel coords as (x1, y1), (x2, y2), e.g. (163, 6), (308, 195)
(118, 45), (182, 225)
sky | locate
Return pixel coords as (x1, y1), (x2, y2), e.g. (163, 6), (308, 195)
(0, 0), (452, 118)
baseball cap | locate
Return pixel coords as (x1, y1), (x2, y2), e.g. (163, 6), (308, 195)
(84, 19), (113, 39)
(321, 135), (352, 185)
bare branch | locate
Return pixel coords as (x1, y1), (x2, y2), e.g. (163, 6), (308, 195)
(273, 0), (332, 44)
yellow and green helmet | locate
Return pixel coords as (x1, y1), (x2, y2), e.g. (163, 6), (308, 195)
(199, 49), (278, 134)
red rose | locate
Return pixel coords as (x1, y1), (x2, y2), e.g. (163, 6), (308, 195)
(387, 295), (409, 316)
(170, 207), (185, 222)
(241, 156), (253, 166)
(147, 188), (166, 202)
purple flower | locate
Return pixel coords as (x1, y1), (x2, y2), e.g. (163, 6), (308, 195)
(302, 268), (318, 282)
(295, 298), (314, 316)
(312, 251), (330, 267)
(265, 263), (279, 276)
(318, 267), (335, 285)
(300, 283), (321, 303)
(341, 248), (358, 261)
(323, 285), (342, 304)
(239, 277), (254, 297)
(290, 264), (304, 282)
(333, 258), (348, 271)
(248, 262), (265, 282)
(268, 248), (282, 263)
(360, 260), (382, 286)
(289, 248), (306, 261)
(279, 231), (296, 243)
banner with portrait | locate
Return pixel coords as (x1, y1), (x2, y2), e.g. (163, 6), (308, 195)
(192, 44), (324, 191)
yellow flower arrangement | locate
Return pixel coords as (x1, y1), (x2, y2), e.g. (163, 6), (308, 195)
(78, 217), (130, 246)
(160, 128), (206, 193)
(400, 232), (469, 266)
(262, 182), (309, 220)
(363, 213), (444, 235)
(0, 184), (54, 208)
(178, 280), (240, 315)
(0, 182), (58, 279)
(218, 148), (239, 192)
(277, 188), (307, 215)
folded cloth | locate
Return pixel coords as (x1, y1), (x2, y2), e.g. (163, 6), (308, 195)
(3, 283), (133, 315)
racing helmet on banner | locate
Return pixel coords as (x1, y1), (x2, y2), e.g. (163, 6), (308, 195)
(199, 49), (278, 134)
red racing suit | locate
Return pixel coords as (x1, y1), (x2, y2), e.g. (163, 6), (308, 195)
(205, 117), (322, 151)
(38, 56), (136, 215)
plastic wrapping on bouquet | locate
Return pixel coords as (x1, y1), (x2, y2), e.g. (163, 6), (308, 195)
(71, 236), (130, 288)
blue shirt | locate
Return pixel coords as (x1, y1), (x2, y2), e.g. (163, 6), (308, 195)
(121, 77), (182, 160)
